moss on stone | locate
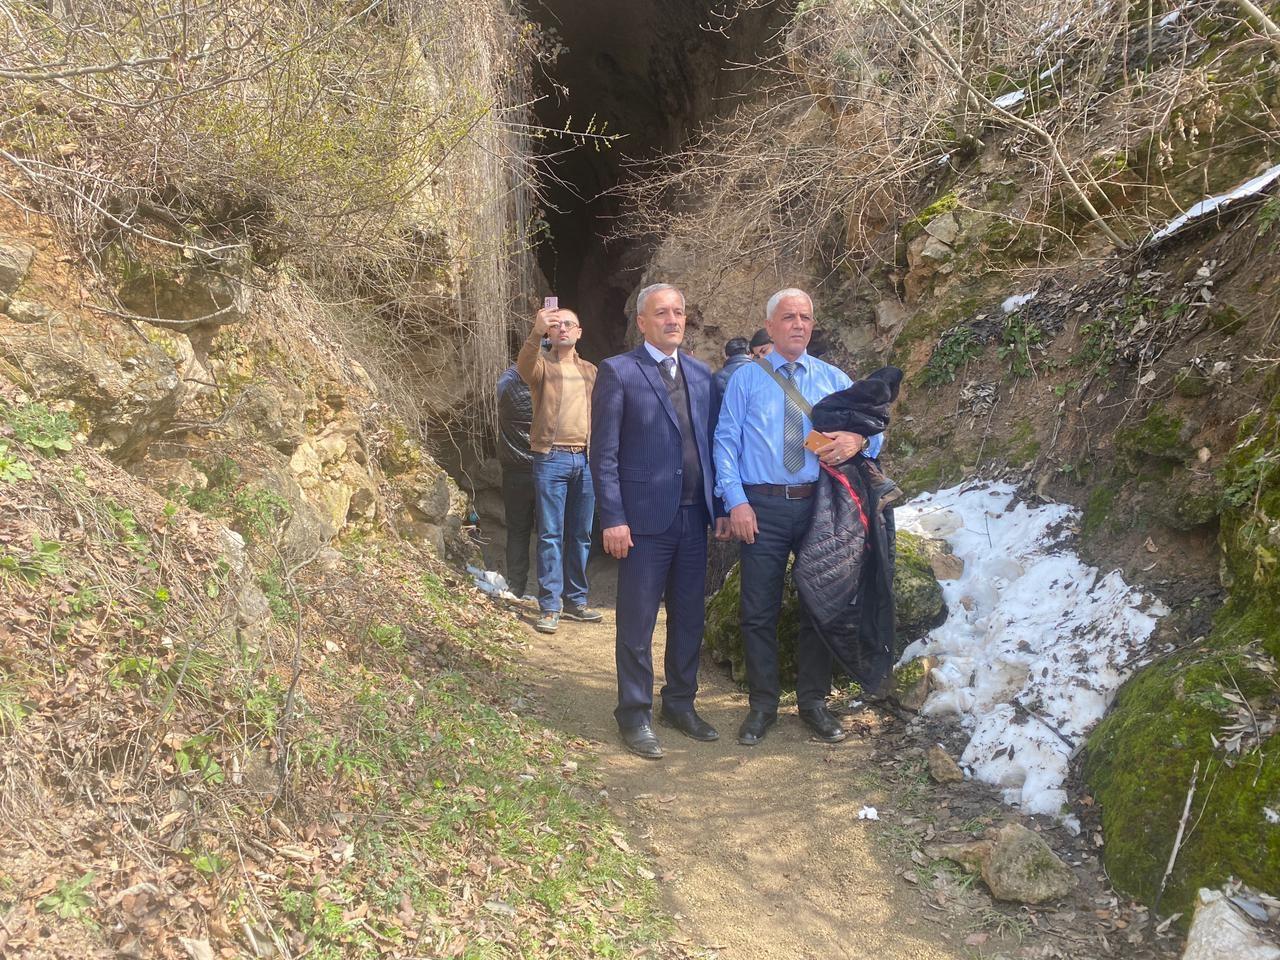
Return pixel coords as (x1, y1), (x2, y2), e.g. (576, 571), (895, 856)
(1084, 390), (1280, 918)
(1207, 305), (1246, 336)
(900, 457), (964, 498)
(1116, 406), (1189, 462)
(1173, 366), (1212, 398)
(1081, 481), (1119, 540)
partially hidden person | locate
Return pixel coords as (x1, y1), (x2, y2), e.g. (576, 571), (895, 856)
(496, 364), (537, 601)
(713, 288), (872, 746)
(517, 305), (602, 634)
(591, 283), (725, 759)
(749, 327), (773, 359)
(712, 336), (753, 413)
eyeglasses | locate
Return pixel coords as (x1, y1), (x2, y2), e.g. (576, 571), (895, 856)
(552, 320), (579, 329)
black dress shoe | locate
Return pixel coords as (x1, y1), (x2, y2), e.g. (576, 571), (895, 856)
(798, 704), (848, 743)
(659, 706), (720, 742)
(620, 723), (663, 759)
(736, 709), (777, 746)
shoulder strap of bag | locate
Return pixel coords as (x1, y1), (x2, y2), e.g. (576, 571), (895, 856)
(755, 357), (813, 417)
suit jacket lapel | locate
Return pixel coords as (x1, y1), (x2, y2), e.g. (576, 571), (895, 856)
(634, 346), (680, 430)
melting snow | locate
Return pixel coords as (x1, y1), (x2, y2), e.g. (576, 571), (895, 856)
(1002, 291), (1037, 313)
(858, 806), (880, 821)
(898, 482), (1167, 826)
(1150, 162), (1280, 242)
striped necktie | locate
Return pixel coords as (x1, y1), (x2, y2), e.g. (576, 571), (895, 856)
(781, 361), (806, 473)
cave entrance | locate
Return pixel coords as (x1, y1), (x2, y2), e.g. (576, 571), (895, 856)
(525, 0), (786, 361)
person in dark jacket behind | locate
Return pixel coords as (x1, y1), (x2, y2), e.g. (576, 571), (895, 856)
(496, 364), (537, 600)
(711, 337), (753, 411)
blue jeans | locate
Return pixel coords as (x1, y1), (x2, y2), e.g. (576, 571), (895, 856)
(532, 450), (594, 613)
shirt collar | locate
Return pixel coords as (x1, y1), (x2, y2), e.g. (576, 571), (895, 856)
(768, 350), (809, 370)
(644, 341), (678, 366)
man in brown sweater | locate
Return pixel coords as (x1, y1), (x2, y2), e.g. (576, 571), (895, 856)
(517, 306), (602, 634)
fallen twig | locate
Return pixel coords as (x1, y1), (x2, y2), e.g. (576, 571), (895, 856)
(1154, 759), (1199, 918)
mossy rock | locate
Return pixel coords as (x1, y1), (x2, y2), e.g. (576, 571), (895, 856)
(1084, 392), (1280, 919)
(703, 530), (945, 687)
(1173, 366), (1212, 399)
(1116, 406), (1190, 462)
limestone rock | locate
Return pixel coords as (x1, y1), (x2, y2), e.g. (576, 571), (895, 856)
(1183, 889), (1280, 960)
(927, 839), (992, 873)
(239, 381), (306, 453)
(0, 309), (183, 461)
(894, 531), (947, 643)
(926, 744), (964, 783)
(929, 551), (965, 580)
(117, 266), (245, 330)
(924, 212), (961, 245)
(235, 582), (274, 636)
(930, 824), (1075, 903)
(874, 299), (909, 334)
(0, 240), (35, 297)
(4, 300), (56, 324)
(981, 823), (1076, 904)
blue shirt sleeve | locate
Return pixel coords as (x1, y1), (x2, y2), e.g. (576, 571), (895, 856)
(713, 364), (751, 511)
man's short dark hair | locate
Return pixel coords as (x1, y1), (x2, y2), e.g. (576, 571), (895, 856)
(808, 328), (831, 357)
(724, 337), (750, 357)
(749, 328), (772, 349)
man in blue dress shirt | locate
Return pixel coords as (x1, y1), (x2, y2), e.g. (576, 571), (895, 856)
(713, 288), (880, 746)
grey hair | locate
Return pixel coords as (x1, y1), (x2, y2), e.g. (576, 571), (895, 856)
(765, 288), (813, 322)
(636, 282), (685, 315)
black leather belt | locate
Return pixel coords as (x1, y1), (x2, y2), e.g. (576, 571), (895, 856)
(744, 482), (816, 499)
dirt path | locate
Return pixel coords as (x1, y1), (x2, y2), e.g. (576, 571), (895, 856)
(519, 560), (963, 960)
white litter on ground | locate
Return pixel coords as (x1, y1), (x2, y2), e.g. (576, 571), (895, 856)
(897, 482), (1168, 828)
(1150, 161), (1280, 242)
(1002, 291), (1037, 313)
(858, 806), (880, 821)
(467, 565), (516, 599)
(992, 88), (1027, 110)
(1266, 807), (1280, 825)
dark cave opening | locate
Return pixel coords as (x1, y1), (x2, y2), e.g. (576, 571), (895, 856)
(524, 0), (787, 361)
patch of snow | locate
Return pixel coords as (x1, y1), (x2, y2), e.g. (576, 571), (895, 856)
(1160, 9), (1181, 26)
(1038, 60), (1064, 81)
(857, 806), (880, 821)
(992, 88), (1027, 110)
(898, 482), (1165, 820)
(1266, 807), (1280, 824)
(1150, 162), (1280, 242)
(467, 565), (516, 599)
(1002, 291), (1037, 313)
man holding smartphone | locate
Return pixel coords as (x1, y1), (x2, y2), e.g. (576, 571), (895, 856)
(517, 300), (602, 634)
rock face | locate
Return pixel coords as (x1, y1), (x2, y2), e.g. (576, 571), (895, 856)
(0, 240), (34, 300)
(929, 823), (1077, 904)
(0, 308), (183, 462)
(1084, 393), (1280, 917)
(703, 528), (946, 686)
(1182, 889), (1280, 960)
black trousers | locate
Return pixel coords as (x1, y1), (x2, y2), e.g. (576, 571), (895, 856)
(501, 467), (536, 597)
(739, 491), (833, 712)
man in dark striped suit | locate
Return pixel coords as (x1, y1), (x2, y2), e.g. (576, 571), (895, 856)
(590, 284), (724, 759)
